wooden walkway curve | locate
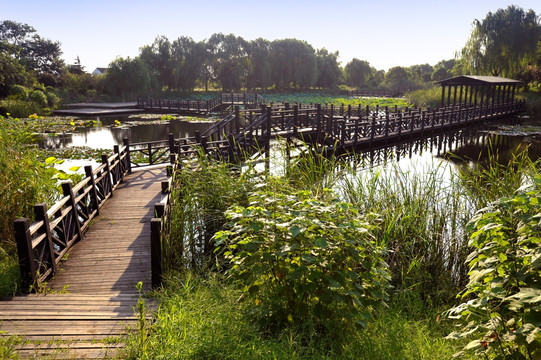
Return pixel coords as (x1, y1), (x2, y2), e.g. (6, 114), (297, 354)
(0, 168), (166, 359)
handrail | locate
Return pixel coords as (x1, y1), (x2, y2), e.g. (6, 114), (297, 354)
(14, 144), (131, 290)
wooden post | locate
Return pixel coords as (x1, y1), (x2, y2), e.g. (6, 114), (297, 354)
(235, 105), (240, 133)
(168, 133), (176, 154)
(265, 106), (272, 173)
(62, 182), (83, 244)
(34, 204), (56, 273)
(398, 112), (402, 140)
(293, 105), (298, 136)
(195, 130), (201, 144)
(147, 142), (153, 165)
(85, 165), (100, 214)
(150, 218), (162, 288)
(123, 138), (132, 174)
(101, 154), (114, 197)
(14, 218), (37, 290)
(113, 145), (123, 183)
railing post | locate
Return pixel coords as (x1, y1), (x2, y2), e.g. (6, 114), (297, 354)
(113, 145), (123, 183)
(62, 182), (83, 244)
(123, 138), (132, 174)
(34, 204), (56, 274)
(316, 104), (322, 140)
(235, 105), (240, 133)
(151, 218), (162, 288)
(14, 218), (36, 291)
(85, 165), (100, 214)
(168, 133), (176, 154)
(293, 105), (298, 136)
(195, 130), (201, 144)
(101, 154), (114, 197)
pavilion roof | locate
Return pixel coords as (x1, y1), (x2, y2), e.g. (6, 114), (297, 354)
(435, 75), (521, 86)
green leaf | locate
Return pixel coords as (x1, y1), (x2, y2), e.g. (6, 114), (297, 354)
(45, 156), (57, 165)
(289, 225), (301, 238)
(69, 166), (80, 172)
(314, 238), (327, 249)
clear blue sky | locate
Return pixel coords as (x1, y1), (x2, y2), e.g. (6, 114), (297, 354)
(3, 0), (540, 73)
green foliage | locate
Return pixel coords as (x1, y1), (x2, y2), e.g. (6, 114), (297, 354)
(28, 89), (47, 107)
(9, 84), (28, 100)
(166, 156), (255, 270)
(404, 87), (442, 108)
(341, 161), (473, 307)
(453, 146), (536, 210)
(461, 5), (540, 77)
(262, 92), (409, 108)
(446, 176), (541, 359)
(215, 188), (390, 332)
(344, 58), (377, 88)
(123, 271), (458, 360)
(104, 56), (154, 101)
(0, 115), (59, 295)
(0, 99), (42, 118)
(384, 66), (415, 90)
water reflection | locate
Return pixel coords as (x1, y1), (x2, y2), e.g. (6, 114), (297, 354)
(38, 116), (214, 149)
(341, 119), (541, 170)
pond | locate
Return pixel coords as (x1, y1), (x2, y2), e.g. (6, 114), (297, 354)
(37, 112), (541, 179)
(38, 115), (214, 150)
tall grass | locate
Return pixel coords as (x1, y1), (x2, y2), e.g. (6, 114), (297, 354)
(404, 87), (441, 108)
(125, 140), (538, 357)
(0, 115), (58, 296)
(165, 154), (256, 271)
(123, 271), (462, 360)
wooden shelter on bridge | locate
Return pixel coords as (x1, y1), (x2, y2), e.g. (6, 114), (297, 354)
(436, 75), (521, 108)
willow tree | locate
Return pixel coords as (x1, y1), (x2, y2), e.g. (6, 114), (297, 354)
(461, 5), (540, 77)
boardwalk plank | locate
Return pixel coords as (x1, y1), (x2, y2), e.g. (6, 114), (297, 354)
(0, 167), (165, 358)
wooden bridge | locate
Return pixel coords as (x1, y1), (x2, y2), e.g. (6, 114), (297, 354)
(1, 146), (171, 358)
(1, 77), (525, 357)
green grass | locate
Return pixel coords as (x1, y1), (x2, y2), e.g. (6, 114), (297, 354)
(122, 272), (463, 360)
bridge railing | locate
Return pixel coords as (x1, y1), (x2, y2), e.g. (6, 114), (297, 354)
(14, 145), (130, 290)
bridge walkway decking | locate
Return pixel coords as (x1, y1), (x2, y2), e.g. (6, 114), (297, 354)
(0, 168), (166, 359)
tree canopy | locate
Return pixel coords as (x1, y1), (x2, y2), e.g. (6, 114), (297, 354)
(461, 5), (541, 77)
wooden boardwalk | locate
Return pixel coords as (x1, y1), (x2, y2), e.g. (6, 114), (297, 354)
(0, 168), (166, 359)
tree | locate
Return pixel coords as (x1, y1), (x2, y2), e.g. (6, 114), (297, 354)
(431, 67), (449, 81)
(139, 36), (173, 90)
(461, 5), (541, 77)
(270, 39), (317, 89)
(315, 48), (341, 89)
(171, 36), (206, 91)
(207, 33), (248, 91)
(104, 57), (152, 101)
(344, 58), (375, 88)
(384, 66), (413, 89)
(0, 20), (64, 76)
(246, 38), (272, 90)
(407, 64), (434, 83)
(0, 52), (32, 97)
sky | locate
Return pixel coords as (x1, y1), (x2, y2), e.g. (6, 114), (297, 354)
(2, 0), (541, 73)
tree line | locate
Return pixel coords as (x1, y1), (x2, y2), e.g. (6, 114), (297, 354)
(0, 5), (540, 108)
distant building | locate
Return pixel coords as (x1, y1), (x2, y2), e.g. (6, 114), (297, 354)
(92, 67), (108, 76)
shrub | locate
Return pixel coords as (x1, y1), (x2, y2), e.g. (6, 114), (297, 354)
(0, 115), (58, 295)
(445, 176), (541, 359)
(29, 90), (48, 107)
(214, 188), (390, 333)
(46, 92), (59, 108)
(404, 87), (442, 108)
(9, 84), (29, 100)
(0, 99), (42, 118)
